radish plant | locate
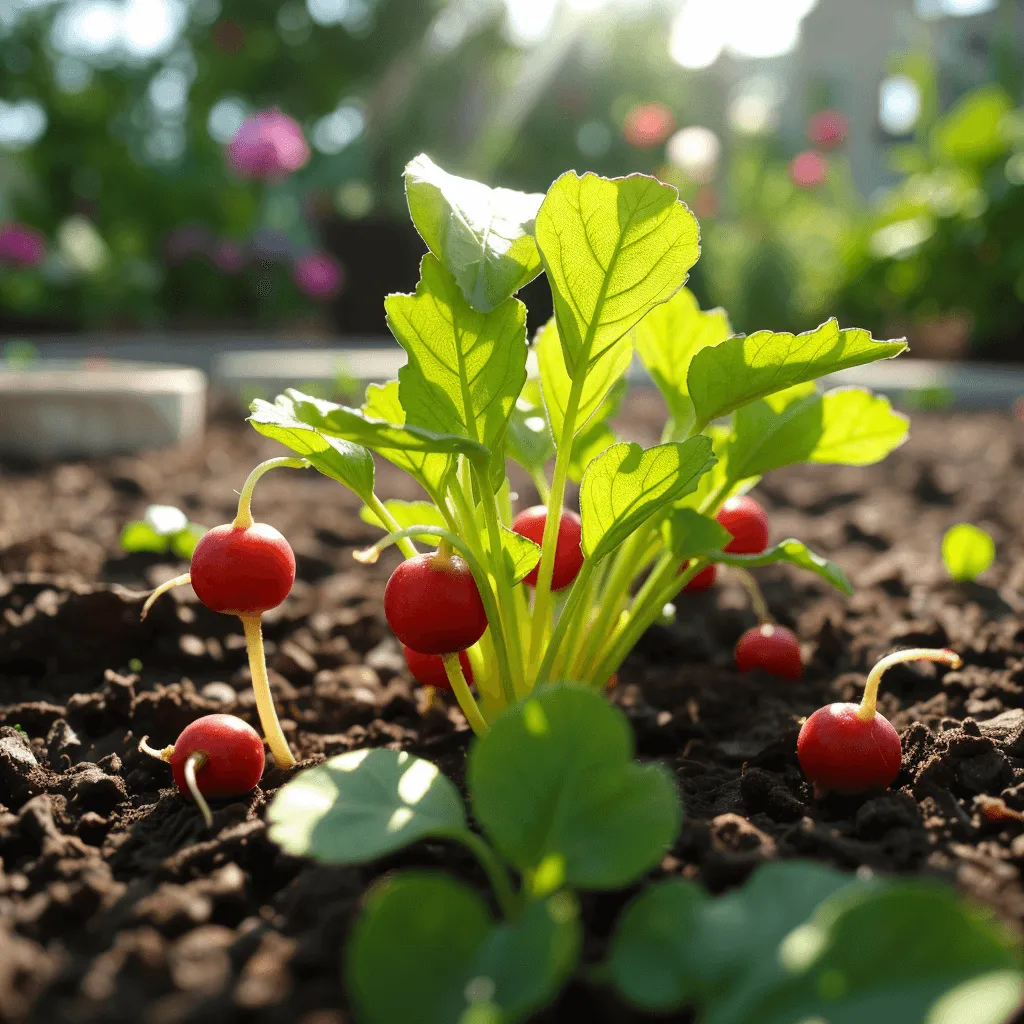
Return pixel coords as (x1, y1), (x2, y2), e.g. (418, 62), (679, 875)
(267, 683), (1022, 1024)
(245, 154), (910, 733)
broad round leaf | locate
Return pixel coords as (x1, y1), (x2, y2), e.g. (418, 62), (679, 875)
(468, 685), (682, 891)
(347, 872), (580, 1024)
(267, 749), (467, 864)
(942, 523), (995, 582)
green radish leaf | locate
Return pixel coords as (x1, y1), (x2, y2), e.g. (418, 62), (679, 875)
(507, 380), (555, 475)
(476, 513), (542, 584)
(942, 523), (995, 582)
(609, 862), (867, 1015)
(608, 878), (709, 1012)
(267, 749), (467, 864)
(359, 499), (447, 543)
(568, 421), (618, 484)
(248, 396), (376, 501)
(579, 437), (716, 562)
(347, 873), (580, 1024)
(535, 172), (700, 375)
(469, 685), (681, 892)
(119, 520), (170, 554)
(362, 381), (456, 498)
(749, 883), (1022, 1024)
(727, 386), (908, 482)
(687, 321), (907, 432)
(810, 388), (909, 465)
(170, 523), (206, 559)
(633, 286), (731, 435)
(404, 154), (545, 313)
(674, 424), (752, 511)
(712, 539), (853, 595)
(662, 509), (732, 562)
(536, 316), (633, 441)
(251, 388), (487, 487)
(387, 254), (527, 452)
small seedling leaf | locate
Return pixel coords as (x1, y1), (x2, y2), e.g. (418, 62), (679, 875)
(478, 518), (541, 584)
(468, 685), (682, 892)
(405, 154), (545, 312)
(170, 523), (206, 559)
(687, 321), (907, 432)
(713, 538), (853, 594)
(535, 172), (700, 376)
(633, 286), (731, 435)
(267, 749), (467, 864)
(942, 523), (995, 582)
(347, 873), (580, 1024)
(536, 317), (633, 442)
(387, 255), (527, 453)
(359, 499), (447, 543)
(580, 438), (716, 561)
(119, 521), (170, 554)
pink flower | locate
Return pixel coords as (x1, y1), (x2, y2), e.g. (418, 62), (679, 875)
(225, 108), (310, 181)
(789, 151), (828, 189)
(293, 252), (343, 300)
(212, 239), (246, 274)
(807, 110), (848, 150)
(623, 103), (675, 149)
(0, 222), (46, 267)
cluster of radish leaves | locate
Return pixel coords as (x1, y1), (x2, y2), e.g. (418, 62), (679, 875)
(268, 684), (1021, 1024)
(248, 153), (911, 732)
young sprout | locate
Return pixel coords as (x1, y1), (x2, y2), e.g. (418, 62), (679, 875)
(797, 648), (962, 796)
(942, 523), (995, 583)
(140, 457), (309, 769)
(139, 714), (265, 827)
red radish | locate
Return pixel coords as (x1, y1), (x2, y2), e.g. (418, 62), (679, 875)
(139, 713), (265, 827)
(139, 456), (310, 772)
(512, 506), (584, 591)
(189, 523), (295, 614)
(735, 624), (803, 680)
(385, 551), (488, 654)
(403, 645), (473, 691)
(716, 496), (770, 554)
(797, 648), (962, 796)
(683, 561), (717, 591)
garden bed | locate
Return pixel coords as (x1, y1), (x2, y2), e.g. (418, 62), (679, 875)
(2, 397), (1023, 1024)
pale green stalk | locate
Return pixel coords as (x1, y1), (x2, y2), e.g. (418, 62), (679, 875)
(233, 457), (309, 528)
(533, 560), (595, 688)
(443, 653), (489, 737)
(364, 491), (419, 559)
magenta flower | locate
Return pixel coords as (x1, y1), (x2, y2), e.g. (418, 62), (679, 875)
(789, 151), (828, 189)
(0, 222), (46, 267)
(212, 239), (246, 274)
(293, 252), (343, 300)
(226, 108), (310, 181)
(807, 110), (849, 150)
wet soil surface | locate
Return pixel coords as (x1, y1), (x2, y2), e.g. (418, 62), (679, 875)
(1, 398), (1024, 1023)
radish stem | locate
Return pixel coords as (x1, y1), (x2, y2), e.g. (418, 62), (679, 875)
(183, 750), (213, 828)
(239, 613), (297, 769)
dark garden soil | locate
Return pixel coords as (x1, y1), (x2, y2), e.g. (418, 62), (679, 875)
(2, 395), (1024, 1024)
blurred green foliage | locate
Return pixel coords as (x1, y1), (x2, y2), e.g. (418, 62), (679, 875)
(2, 1), (1023, 352)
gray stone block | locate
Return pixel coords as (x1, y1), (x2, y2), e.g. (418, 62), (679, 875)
(0, 360), (206, 460)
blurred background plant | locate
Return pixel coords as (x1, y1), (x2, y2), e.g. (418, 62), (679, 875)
(0, 0), (1020, 357)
